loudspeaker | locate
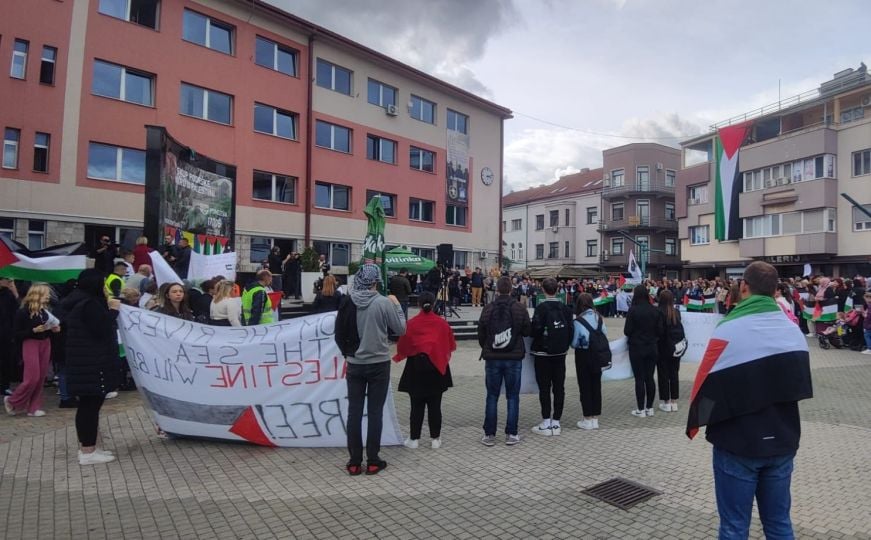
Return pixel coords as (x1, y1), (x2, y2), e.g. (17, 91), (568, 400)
(437, 243), (454, 267)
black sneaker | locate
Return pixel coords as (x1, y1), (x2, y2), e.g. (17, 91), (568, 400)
(365, 460), (388, 475)
(58, 399), (79, 409)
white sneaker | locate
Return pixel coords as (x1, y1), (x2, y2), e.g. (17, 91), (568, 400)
(805, 333), (815, 337)
(658, 402), (670, 413)
(645, 408), (655, 417)
(403, 438), (419, 449)
(78, 451), (115, 465)
(505, 434), (521, 445)
(550, 424), (561, 436)
(670, 403), (679, 412)
(96, 449), (114, 456)
(592, 418), (599, 429)
(861, 349), (871, 355)
(4, 396), (16, 416)
(105, 391), (118, 399)
(630, 409), (646, 418)
(431, 438), (441, 449)
(577, 419), (595, 430)
(27, 410), (46, 417)
(530, 422), (553, 437)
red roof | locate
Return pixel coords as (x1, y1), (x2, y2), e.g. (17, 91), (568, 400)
(502, 168), (604, 207)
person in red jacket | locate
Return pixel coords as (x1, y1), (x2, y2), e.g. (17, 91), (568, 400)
(132, 236), (152, 272)
(393, 292), (456, 449)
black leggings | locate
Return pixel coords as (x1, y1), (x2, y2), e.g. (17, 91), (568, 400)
(409, 393), (443, 440)
(76, 395), (106, 447)
(533, 355), (566, 420)
(656, 353), (680, 401)
(575, 350), (602, 417)
(629, 348), (657, 410)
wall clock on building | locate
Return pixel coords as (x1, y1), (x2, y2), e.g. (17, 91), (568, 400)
(481, 167), (494, 185)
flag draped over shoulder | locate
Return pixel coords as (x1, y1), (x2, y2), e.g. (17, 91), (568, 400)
(0, 238), (87, 283)
(714, 121), (752, 241)
(686, 295), (812, 439)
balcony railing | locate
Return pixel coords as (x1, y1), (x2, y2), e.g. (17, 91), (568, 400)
(600, 251), (679, 266)
(602, 182), (675, 198)
(598, 216), (678, 231)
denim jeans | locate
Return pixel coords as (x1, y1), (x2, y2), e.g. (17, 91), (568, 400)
(864, 330), (871, 349)
(713, 446), (796, 540)
(58, 366), (71, 401)
(483, 360), (522, 436)
(346, 361), (391, 466)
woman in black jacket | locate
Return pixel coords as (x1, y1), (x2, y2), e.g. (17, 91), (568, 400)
(312, 275), (341, 313)
(623, 284), (664, 418)
(656, 290), (684, 413)
(63, 269), (120, 465)
(156, 283), (193, 320)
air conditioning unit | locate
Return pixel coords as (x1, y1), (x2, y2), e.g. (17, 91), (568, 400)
(602, 250), (610, 261)
(600, 223), (608, 230)
(689, 198), (700, 205)
(765, 179), (774, 188)
(604, 173), (610, 180)
(386, 104), (398, 116)
(862, 95), (871, 107)
(478, 250), (487, 259)
(655, 162), (664, 171)
(551, 226), (558, 233)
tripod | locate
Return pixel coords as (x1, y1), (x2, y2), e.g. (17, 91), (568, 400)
(437, 281), (461, 319)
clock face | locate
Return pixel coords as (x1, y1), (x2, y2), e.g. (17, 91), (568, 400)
(481, 167), (494, 185)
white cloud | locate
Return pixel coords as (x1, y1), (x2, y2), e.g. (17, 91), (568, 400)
(503, 128), (609, 192)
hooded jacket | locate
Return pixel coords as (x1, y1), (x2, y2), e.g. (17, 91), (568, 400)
(348, 289), (406, 365)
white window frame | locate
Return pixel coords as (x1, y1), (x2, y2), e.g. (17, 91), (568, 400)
(316, 59), (352, 95)
(86, 142), (146, 184)
(518, 242), (523, 261)
(446, 109), (468, 133)
(366, 135), (396, 164)
(367, 78), (396, 108)
(610, 168), (624, 187)
(93, 60), (155, 106)
(853, 205), (871, 231)
(33, 132), (50, 173)
(665, 238), (676, 255)
(98, 0), (160, 28)
(27, 220), (45, 250)
(315, 120), (351, 153)
(535, 244), (544, 260)
(611, 237), (624, 255)
(853, 149), (871, 177)
(511, 218), (522, 231)
(183, 9), (234, 54)
(510, 243), (516, 261)
(547, 242), (558, 259)
(688, 185), (708, 204)
(586, 206), (598, 224)
(409, 198), (434, 223)
(535, 214), (544, 230)
(611, 201), (625, 221)
(252, 170), (296, 204)
(254, 103), (296, 139)
(410, 94), (436, 124)
(446, 204), (467, 227)
(636, 165), (650, 187)
(365, 190), (397, 217)
(40, 46), (57, 85)
(689, 225), (710, 245)
(179, 83), (232, 124)
(585, 240), (596, 258)
(10, 39), (28, 79)
(665, 202), (675, 221)
(314, 182), (350, 211)
(410, 146), (435, 172)
(665, 169), (676, 187)
(3, 128), (20, 169)
(254, 36), (297, 76)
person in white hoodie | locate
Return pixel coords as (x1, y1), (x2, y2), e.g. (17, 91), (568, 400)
(344, 264), (406, 476)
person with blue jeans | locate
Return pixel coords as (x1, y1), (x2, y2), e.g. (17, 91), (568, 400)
(477, 277), (530, 446)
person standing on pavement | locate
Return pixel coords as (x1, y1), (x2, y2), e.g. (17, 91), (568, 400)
(687, 261), (812, 539)
(91, 235), (117, 276)
(104, 261), (127, 298)
(478, 276), (531, 447)
(470, 267), (484, 307)
(656, 290), (685, 413)
(572, 293), (607, 430)
(4, 284), (58, 417)
(268, 246), (284, 293)
(241, 270), (273, 325)
(173, 238), (192, 279)
(389, 268), (412, 320)
(0, 277), (19, 396)
(344, 264), (406, 476)
(62, 269), (122, 465)
(529, 277), (574, 437)
(624, 284), (665, 418)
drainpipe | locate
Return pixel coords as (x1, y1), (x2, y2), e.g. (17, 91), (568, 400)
(304, 33), (315, 248)
(498, 118), (504, 270)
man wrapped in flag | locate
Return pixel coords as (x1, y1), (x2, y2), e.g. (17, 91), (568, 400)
(686, 262), (812, 539)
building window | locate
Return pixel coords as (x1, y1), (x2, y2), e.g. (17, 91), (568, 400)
(585, 240), (596, 258)
(636, 165), (649, 187)
(446, 205), (467, 226)
(446, 109), (468, 133)
(610, 168), (624, 187)
(254, 103), (297, 139)
(689, 225), (710, 245)
(411, 247), (435, 261)
(316, 58), (351, 95)
(367, 79), (396, 108)
(453, 251), (468, 269)
(611, 237), (624, 255)
(636, 235), (649, 250)
(565, 241), (571, 258)
(564, 209), (570, 226)
(39, 46), (57, 85)
(535, 244), (544, 260)
(254, 36), (297, 76)
(586, 207), (598, 224)
(853, 205), (871, 231)
(3, 128), (20, 169)
(409, 146), (435, 172)
(10, 40), (28, 79)
(93, 60), (154, 106)
(511, 218), (522, 231)
(665, 169), (676, 187)
(87, 142), (146, 184)
(665, 202), (675, 221)
(688, 185), (708, 204)
(366, 190), (396, 217)
(665, 238), (676, 255)
(179, 83), (232, 124)
(853, 149), (871, 177)
(28, 220), (45, 250)
(253, 170), (295, 204)
(840, 106), (865, 124)
(409, 199), (434, 222)
(611, 201), (624, 221)
(98, 0), (159, 29)
(0, 218), (13, 242)
(548, 242), (558, 259)
(315, 120), (351, 153)
(33, 132), (49, 173)
(182, 9), (233, 54)
(549, 210), (559, 227)
(518, 243), (523, 261)
(313, 241), (350, 266)
(314, 182), (350, 211)
(366, 135), (397, 164)
(535, 214), (544, 230)
(410, 95), (436, 124)
(510, 243), (516, 261)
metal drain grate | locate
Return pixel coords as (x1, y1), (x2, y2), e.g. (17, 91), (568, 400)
(581, 477), (661, 510)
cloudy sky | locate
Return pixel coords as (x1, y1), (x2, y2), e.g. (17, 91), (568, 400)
(267, 0), (870, 192)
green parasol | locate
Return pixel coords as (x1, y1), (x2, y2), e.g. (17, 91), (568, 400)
(384, 247), (435, 273)
(362, 196), (387, 292)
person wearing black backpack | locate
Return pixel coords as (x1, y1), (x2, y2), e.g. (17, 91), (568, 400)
(529, 278), (574, 437)
(656, 290), (685, 413)
(624, 284), (666, 418)
(572, 293), (610, 430)
(477, 277), (531, 446)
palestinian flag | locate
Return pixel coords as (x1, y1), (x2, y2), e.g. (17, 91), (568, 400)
(0, 238), (87, 283)
(685, 296), (705, 311)
(714, 121), (752, 241)
(593, 292), (614, 306)
(802, 297), (838, 322)
(703, 293), (717, 309)
(687, 295), (812, 439)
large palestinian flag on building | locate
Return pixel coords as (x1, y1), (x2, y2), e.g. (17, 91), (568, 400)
(0, 238), (87, 283)
(686, 294), (812, 439)
(714, 121), (753, 241)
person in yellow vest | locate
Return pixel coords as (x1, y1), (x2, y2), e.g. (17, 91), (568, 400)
(104, 262), (127, 298)
(242, 270), (273, 325)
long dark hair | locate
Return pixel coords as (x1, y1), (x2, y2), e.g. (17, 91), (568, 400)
(631, 284), (649, 307)
(574, 292), (598, 318)
(418, 291), (436, 313)
(658, 289), (679, 326)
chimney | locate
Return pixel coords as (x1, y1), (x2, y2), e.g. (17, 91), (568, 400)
(580, 167), (590, 173)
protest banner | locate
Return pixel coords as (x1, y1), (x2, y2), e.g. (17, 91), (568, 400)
(118, 306), (403, 448)
(188, 251), (237, 282)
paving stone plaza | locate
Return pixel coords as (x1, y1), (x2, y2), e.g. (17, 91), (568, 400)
(1, 316), (869, 539)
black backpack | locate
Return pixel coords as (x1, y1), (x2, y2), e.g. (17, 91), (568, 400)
(334, 295), (360, 357)
(576, 315), (612, 371)
(534, 301), (574, 355)
(484, 300), (520, 357)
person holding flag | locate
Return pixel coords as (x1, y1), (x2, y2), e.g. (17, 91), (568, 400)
(686, 261), (812, 539)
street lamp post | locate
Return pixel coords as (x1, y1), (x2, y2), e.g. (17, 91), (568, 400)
(616, 230), (666, 278)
